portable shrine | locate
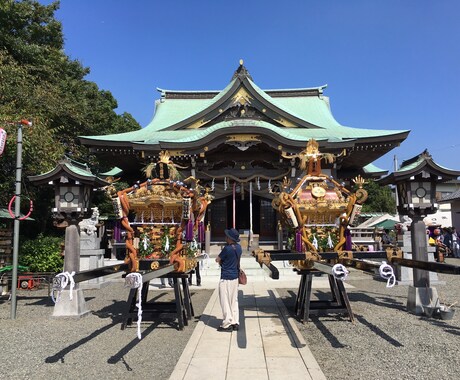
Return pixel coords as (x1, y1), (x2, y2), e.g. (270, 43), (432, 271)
(253, 139), (460, 322)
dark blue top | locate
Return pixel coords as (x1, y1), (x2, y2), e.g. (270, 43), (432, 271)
(219, 243), (242, 280)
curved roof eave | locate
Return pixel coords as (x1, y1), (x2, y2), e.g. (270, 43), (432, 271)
(29, 163), (108, 186)
(378, 155), (460, 185)
(128, 122), (407, 154)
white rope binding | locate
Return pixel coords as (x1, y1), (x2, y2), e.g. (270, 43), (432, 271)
(51, 271), (75, 303)
(200, 252), (210, 270)
(379, 261), (396, 288)
(332, 264), (349, 281)
(125, 273), (143, 339)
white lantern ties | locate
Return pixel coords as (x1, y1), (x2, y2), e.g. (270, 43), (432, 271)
(165, 235), (170, 252)
(312, 234), (318, 250)
(327, 233), (334, 249)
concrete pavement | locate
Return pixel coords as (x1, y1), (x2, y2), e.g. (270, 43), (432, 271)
(167, 247), (332, 380)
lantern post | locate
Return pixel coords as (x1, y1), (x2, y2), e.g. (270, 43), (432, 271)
(378, 150), (460, 314)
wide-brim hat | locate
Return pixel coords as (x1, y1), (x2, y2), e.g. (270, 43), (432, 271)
(224, 228), (240, 242)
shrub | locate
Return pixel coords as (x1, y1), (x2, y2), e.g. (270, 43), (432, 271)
(19, 234), (64, 272)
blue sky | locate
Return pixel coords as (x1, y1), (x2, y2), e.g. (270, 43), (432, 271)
(50, 0), (459, 172)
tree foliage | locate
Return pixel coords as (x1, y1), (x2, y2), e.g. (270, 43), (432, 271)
(19, 233), (64, 272)
(361, 179), (397, 214)
(0, 0), (141, 235)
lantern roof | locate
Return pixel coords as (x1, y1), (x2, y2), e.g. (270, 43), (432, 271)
(378, 149), (460, 185)
(28, 156), (109, 187)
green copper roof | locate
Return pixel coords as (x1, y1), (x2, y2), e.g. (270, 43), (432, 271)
(28, 157), (108, 186)
(100, 167), (123, 177)
(0, 208), (34, 220)
(131, 119), (406, 146)
(363, 163), (387, 174)
(79, 64), (409, 149)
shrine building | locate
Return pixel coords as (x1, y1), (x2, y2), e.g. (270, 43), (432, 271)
(80, 62), (409, 242)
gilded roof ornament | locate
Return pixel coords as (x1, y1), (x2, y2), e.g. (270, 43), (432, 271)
(282, 139), (343, 175)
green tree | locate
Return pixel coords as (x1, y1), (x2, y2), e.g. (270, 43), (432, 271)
(19, 234), (64, 272)
(360, 179), (397, 214)
(0, 0), (141, 235)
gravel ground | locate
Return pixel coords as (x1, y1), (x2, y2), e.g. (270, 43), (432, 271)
(2, 258), (459, 380)
(278, 258), (460, 380)
(0, 281), (213, 380)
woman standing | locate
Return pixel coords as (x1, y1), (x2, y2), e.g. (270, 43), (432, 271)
(215, 228), (242, 331)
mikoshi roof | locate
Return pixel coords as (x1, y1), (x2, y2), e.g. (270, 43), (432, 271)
(80, 63), (410, 171)
(28, 156), (109, 186)
(378, 149), (460, 185)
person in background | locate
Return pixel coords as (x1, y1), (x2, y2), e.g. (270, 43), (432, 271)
(215, 228), (242, 332)
(160, 276), (173, 288)
(452, 227), (459, 258)
(382, 229), (393, 245)
(443, 228), (453, 258)
(188, 262), (201, 286)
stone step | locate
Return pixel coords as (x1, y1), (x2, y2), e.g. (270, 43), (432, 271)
(199, 256), (298, 279)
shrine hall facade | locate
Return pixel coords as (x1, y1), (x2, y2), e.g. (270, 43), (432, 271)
(80, 63), (409, 241)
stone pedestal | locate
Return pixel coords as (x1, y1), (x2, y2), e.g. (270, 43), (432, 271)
(396, 231), (443, 285)
(53, 225), (89, 318)
(240, 234), (259, 251)
(407, 286), (439, 315)
(405, 219), (440, 316)
(52, 289), (90, 318)
(205, 230), (211, 256)
(79, 234), (107, 289)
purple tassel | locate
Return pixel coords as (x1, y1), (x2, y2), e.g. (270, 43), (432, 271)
(295, 230), (302, 252)
(114, 221), (121, 242)
(186, 219), (194, 241)
(198, 221), (205, 242)
(345, 228), (352, 250)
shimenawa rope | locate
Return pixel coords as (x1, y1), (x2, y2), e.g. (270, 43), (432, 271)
(125, 272), (143, 339)
(332, 264), (349, 281)
(379, 261), (396, 288)
(51, 271), (75, 303)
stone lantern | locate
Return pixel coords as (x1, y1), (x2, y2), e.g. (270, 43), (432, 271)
(29, 157), (108, 226)
(29, 157), (108, 316)
(378, 149), (460, 314)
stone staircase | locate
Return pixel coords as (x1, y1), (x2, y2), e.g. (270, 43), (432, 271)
(198, 254), (299, 283)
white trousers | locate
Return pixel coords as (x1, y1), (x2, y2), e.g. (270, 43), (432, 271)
(218, 279), (239, 328)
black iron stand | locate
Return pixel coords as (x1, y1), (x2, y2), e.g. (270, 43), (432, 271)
(121, 272), (194, 331)
(294, 269), (354, 323)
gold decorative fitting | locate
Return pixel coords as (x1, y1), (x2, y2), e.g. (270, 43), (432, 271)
(187, 119), (207, 129)
(276, 117), (297, 128)
(352, 175), (366, 188)
(226, 134), (260, 142)
(150, 261), (160, 270)
(338, 251), (353, 260)
(386, 247), (403, 262)
(232, 87), (253, 106)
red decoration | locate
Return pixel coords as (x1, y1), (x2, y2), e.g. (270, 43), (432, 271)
(8, 196), (33, 220)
